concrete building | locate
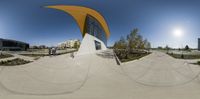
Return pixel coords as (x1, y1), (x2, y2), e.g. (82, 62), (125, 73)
(198, 38), (200, 51)
(58, 39), (81, 49)
(0, 38), (29, 51)
(47, 5), (110, 55)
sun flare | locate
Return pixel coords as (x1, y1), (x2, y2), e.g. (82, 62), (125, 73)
(173, 28), (183, 38)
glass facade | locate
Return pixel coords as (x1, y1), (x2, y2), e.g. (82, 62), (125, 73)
(94, 40), (101, 50)
(85, 15), (107, 46)
(0, 39), (29, 51)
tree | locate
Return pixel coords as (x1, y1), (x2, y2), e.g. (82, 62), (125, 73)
(147, 42), (151, 49)
(158, 46), (163, 49)
(119, 36), (126, 44)
(165, 45), (170, 53)
(127, 28), (139, 49)
(114, 36), (127, 49)
(74, 41), (80, 49)
(113, 28), (151, 51)
(136, 35), (144, 49)
(165, 45), (169, 50)
(185, 45), (190, 50)
(144, 39), (151, 49)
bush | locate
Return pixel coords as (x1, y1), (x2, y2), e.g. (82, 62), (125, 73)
(0, 53), (13, 59)
(0, 58), (32, 66)
(167, 53), (200, 59)
(114, 49), (151, 62)
(197, 61), (200, 65)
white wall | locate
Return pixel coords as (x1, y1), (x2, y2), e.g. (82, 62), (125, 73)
(76, 33), (107, 56)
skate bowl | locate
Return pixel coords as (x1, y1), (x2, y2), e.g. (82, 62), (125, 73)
(0, 54), (90, 95)
(121, 51), (200, 87)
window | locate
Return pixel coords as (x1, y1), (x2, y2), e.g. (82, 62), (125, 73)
(95, 40), (101, 50)
(85, 15), (107, 46)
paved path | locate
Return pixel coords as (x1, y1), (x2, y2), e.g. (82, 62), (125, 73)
(1, 51), (200, 99)
(0, 49), (77, 62)
(122, 51), (200, 86)
(0, 53), (90, 95)
(0, 53), (35, 61)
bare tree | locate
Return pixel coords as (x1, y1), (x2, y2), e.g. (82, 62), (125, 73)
(114, 28), (151, 51)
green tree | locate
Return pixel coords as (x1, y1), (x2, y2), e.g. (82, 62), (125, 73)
(136, 34), (144, 49)
(114, 28), (151, 50)
(147, 42), (151, 49)
(114, 36), (127, 49)
(165, 45), (170, 53)
(158, 46), (163, 49)
(127, 28), (139, 49)
(144, 39), (151, 49)
(185, 45), (190, 51)
(74, 41), (80, 49)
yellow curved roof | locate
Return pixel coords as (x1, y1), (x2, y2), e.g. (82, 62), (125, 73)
(46, 5), (110, 39)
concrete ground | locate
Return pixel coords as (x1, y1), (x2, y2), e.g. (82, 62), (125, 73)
(1, 50), (200, 99)
(5, 48), (76, 56)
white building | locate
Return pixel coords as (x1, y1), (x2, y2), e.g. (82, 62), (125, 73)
(58, 39), (80, 49)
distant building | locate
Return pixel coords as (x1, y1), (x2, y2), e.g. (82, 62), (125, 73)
(0, 38), (29, 51)
(30, 45), (48, 49)
(58, 39), (81, 49)
(29, 46), (38, 49)
(198, 38), (200, 51)
(38, 45), (47, 49)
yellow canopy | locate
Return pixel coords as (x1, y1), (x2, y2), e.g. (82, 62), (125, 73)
(46, 5), (110, 39)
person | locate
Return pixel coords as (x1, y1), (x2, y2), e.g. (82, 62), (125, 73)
(54, 48), (57, 55)
(52, 47), (56, 56)
(48, 48), (51, 55)
(71, 52), (74, 58)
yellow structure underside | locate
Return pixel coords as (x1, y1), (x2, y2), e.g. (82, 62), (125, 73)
(46, 5), (110, 39)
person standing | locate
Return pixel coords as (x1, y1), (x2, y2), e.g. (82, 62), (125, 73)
(54, 48), (57, 55)
(48, 48), (51, 55)
(52, 47), (56, 56)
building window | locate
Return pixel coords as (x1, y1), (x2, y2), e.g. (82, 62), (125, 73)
(85, 15), (107, 46)
(94, 40), (101, 50)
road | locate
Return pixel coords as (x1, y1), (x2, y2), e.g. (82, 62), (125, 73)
(0, 51), (200, 99)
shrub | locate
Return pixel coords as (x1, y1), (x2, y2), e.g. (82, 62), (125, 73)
(0, 58), (32, 66)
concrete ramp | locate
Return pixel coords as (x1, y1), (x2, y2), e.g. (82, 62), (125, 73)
(122, 51), (200, 86)
(0, 54), (90, 95)
(1, 51), (200, 99)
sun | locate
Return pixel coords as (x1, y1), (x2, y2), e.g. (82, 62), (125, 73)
(173, 28), (183, 37)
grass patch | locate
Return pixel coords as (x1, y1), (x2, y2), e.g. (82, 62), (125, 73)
(193, 61), (200, 65)
(0, 53), (14, 59)
(167, 53), (200, 59)
(20, 54), (48, 57)
(197, 61), (200, 65)
(0, 58), (32, 66)
(114, 49), (151, 63)
(20, 50), (78, 57)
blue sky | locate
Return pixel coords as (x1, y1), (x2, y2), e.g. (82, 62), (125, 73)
(0, 0), (200, 48)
